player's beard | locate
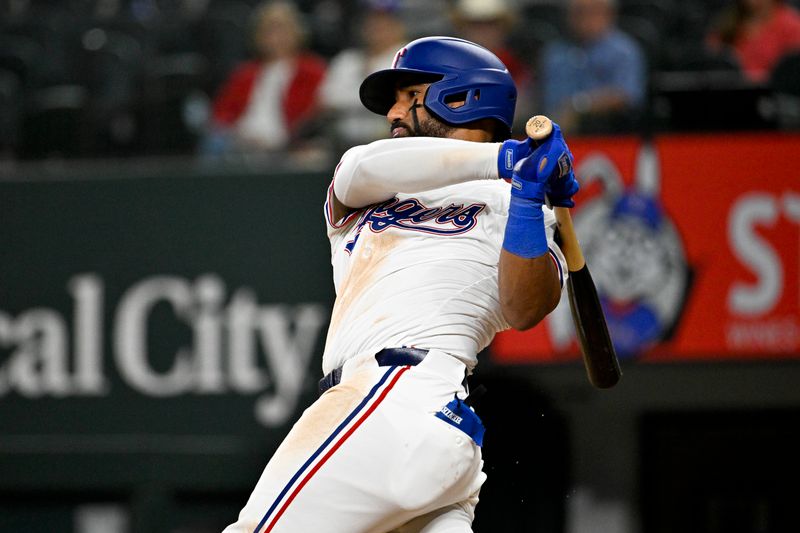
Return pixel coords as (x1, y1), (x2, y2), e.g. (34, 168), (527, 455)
(391, 117), (455, 139)
(417, 116), (456, 138)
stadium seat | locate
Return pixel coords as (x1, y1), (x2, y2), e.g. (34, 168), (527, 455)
(619, 0), (676, 33)
(666, 43), (742, 72)
(618, 14), (663, 68)
(0, 68), (22, 153)
(139, 53), (211, 154)
(511, 19), (561, 68)
(77, 27), (145, 154)
(19, 84), (91, 159)
(770, 51), (800, 94)
(521, 0), (567, 35)
(769, 51), (800, 128)
(0, 34), (42, 85)
(191, 1), (251, 92)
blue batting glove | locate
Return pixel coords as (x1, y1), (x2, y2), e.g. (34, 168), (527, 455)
(548, 169), (580, 208)
(526, 122), (580, 207)
(528, 122), (572, 181)
(509, 154), (547, 204)
(498, 137), (535, 180)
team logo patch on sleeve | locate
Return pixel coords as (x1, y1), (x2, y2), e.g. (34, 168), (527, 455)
(557, 152), (573, 178)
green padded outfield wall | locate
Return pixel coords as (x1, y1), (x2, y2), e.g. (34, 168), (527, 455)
(0, 166), (337, 530)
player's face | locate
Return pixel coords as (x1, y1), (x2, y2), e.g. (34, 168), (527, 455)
(387, 83), (456, 139)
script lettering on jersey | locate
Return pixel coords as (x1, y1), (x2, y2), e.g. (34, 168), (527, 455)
(345, 197), (486, 253)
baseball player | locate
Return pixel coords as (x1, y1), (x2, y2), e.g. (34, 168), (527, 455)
(224, 36), (579, 533)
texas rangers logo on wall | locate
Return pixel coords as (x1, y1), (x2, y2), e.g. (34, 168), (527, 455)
(568, 144), (692, 359)
(493, 132), (800, 363)
(492, 140), (695, 362)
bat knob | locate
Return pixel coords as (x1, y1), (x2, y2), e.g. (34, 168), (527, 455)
(526, 115), (553, 141)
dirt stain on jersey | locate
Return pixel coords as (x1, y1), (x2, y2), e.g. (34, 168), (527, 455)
(327, 231), (401, 339)
(272, 367), (375, 461)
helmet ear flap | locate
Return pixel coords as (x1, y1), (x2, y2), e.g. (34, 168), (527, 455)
(431, 87), (511, 141)
(423, 70), (516, 131)
(442, 90), (471, 109)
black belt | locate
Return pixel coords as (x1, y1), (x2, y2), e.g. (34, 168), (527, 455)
(318, 347), (430, 395)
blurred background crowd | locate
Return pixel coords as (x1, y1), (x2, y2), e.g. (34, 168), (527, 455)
(2, 0), (800, 167)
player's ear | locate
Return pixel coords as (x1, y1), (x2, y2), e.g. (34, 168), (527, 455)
(444, 92), (468, 109)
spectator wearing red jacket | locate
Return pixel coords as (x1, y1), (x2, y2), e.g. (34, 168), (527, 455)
(203, 1), (326, 155)
(707, 0), (800, 83)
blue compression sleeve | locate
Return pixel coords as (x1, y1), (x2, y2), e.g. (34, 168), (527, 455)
(502, 196), (548, 258)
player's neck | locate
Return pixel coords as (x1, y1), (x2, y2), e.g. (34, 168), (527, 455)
(447, 127), (494, 143)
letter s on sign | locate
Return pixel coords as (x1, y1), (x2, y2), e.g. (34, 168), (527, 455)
(727, 193), (782, 316)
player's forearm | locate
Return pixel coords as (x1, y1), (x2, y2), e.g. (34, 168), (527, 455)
(333, 137), (499, 208)
(498, 250), (561, 330)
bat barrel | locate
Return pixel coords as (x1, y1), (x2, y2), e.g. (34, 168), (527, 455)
(567, 264), (621, 388)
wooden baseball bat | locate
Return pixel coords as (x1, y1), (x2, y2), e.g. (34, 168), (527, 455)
(525, 115), (621, 389)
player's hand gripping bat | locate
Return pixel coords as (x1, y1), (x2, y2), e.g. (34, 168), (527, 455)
(526, 115), (621, 389)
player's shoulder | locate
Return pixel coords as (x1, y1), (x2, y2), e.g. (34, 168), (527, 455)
(409, 178), (510, 211)
(457, 178), (511, 204)
(337, 140), (381, 166)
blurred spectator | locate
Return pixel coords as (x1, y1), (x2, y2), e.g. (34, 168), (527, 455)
(707, 0), (800, 83)
(200, 1), (326, 156)
(319, 0), (406, 149)
(540, 0), (646, 135)
(451, 0), (535, 131)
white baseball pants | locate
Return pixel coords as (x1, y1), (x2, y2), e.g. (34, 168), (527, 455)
(222, 349), (486, 533)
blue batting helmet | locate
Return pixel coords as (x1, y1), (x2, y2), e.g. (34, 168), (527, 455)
(359, 36), (517, 133)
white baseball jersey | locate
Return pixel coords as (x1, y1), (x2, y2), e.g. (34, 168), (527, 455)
(224, 137), (569, 533)
(322, 139), (567, 375)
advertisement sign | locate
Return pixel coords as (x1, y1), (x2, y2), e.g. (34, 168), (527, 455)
(492, 133), (800, 363)
(0, 170), (335, 488)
